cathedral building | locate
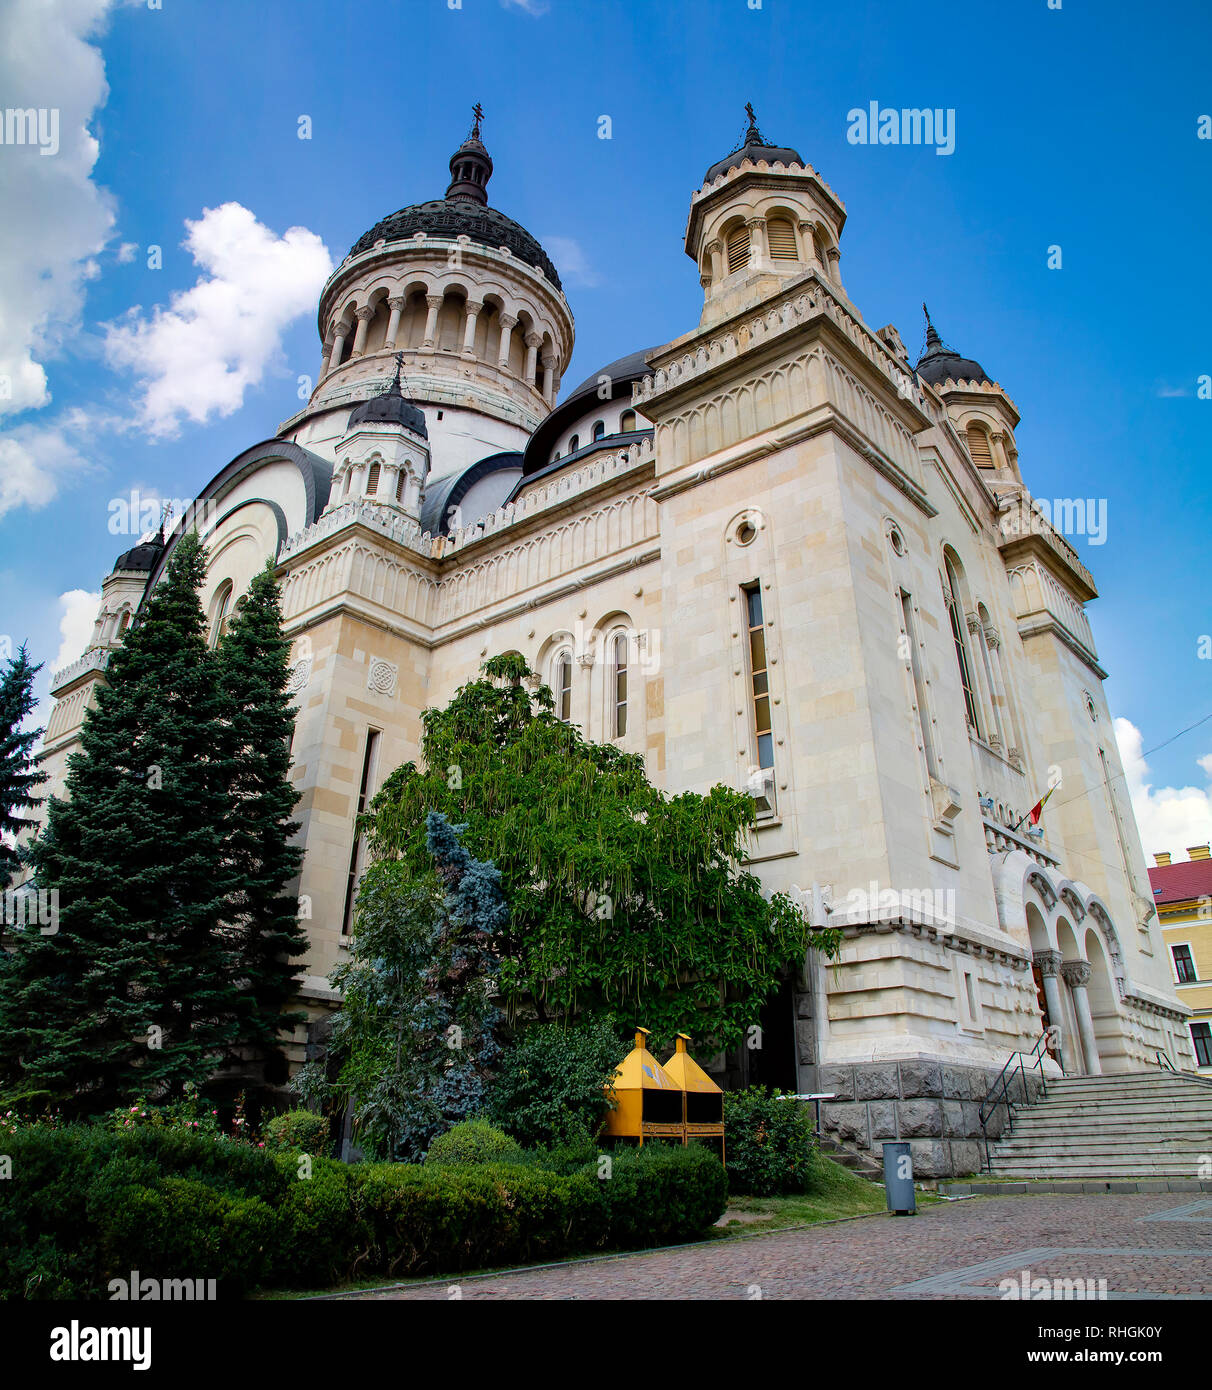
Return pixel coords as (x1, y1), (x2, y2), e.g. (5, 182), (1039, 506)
(39, 110), (1195, 1174)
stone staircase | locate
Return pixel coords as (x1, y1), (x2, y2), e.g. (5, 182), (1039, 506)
(986, 1072), (1212, 1180)
(817, 1132), (884, 1181)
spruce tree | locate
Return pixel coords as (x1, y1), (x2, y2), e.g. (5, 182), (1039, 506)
(0, 644), (47, 889)
(0, 532), (238, 1113)
(214, 561), (308, 1087)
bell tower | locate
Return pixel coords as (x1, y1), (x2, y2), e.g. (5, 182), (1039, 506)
(687, 105), (848, 328)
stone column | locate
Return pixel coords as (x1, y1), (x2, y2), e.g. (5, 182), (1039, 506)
(422, 294), (443, 349)
(746, 216), (766, 271)
(983, 625), (1016, 753)
(1061, 961), (1101, 1075)
(1034, 950), (1070, 1072)
(826, 246), (841, 283)
(351, 305), (374, 357)
(328, 325), (348, 371)
(965, 611), (998, 749)
(384, 296), (406, 349)
(540, 352), (556, 404)
(797, 220), (815, 264)
(461, 300), (482, 358)
(319, 337), (335, 378)
(523, 331), (542, 384)
(704, 238), (723, 284)
(497, 312), (518, 370)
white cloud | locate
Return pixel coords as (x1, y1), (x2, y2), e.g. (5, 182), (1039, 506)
(540, 235), (601, 288)
(53, 588), (102, 675)
(103, 202), (333, 438)
(0, 421), (92, 521)
(0, 0), (119, 418)
(1115, 716), (1212, 859)
(116, 241), (138, 264)
(501, 0), (550, 15)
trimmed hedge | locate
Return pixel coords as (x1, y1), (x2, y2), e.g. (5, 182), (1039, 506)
(264, 1108), (330, 1155)
(0, 1124), (727, 1298)
(423, 1120), (522, 1167)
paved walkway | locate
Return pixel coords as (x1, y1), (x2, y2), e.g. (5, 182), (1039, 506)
(347, 1194), (1212, 1300)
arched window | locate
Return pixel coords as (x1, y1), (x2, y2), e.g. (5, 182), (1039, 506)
(591, 420), (605, 442)
(611, 632), (628, 739)
(942, 552), (981, 735)
(812, 228), (829, 270)
(554, 651), (572, 722)
(209, 581), (233, 648)
(726, 223), (750, 274)
(366, 461), (381, 496)
(395, 469), (406, 503)
(343, 468), (353, 498)
(568, 433), (580, 454)
(117, 610), (132, 637)
(619, 409), (636, 433)
(766, 215), (798, 260)
(966, 424), (994, 468)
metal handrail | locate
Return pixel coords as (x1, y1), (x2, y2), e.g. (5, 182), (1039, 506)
(978, 1032), (1051, 1172)
(1156, 1050), (1177, 1073)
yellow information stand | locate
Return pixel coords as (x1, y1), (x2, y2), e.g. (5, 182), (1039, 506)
(663, 1032), (725, 1164)
(603, 1027), (725, 1165)
(602, 1027), (684, 1145)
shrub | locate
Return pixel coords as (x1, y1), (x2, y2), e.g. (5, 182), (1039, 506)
(596, 1145), (728, 1246)
(722, 1086), (816, 1196)
(423, 1119), (521, 1166)
(0, 1124), (290, 1299)
(264, 1107), (330, 1154)
(487, 1018), (623, 1147)
(352, 1162), (607, 1277)
(0, 1119), (727, 1297)
(274, 1156), (368, 1287)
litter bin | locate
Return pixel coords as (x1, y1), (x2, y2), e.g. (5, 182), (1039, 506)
(882, 1141), (916, 1215)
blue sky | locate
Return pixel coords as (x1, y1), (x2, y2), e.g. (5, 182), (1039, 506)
(1, 0), (1209, 852)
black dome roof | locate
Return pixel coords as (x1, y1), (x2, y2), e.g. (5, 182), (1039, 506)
(112, 536), (164, 573)
(915, 317), (992, 387)
(347, 388), (428, 438)
(703, 110), (802, 185)
(349, 199), (562, 292)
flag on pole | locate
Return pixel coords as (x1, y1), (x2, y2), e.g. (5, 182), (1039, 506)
(1027, 784), (1056, 825)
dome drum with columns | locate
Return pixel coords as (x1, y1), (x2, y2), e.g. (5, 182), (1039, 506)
(36, 108), (1197, 1173)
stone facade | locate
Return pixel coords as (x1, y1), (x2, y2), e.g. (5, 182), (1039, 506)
(34, 116), (1195, 1175)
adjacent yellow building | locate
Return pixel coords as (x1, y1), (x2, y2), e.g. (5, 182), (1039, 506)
(1150, 846), (1212, 1074)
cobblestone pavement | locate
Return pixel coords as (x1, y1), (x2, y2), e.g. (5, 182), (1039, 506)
(348, 1195), (1212, 1300)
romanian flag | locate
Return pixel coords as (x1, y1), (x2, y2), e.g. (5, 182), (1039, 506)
(1028, 784), (1057, 826)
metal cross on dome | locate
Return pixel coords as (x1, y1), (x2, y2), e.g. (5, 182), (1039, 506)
(471, 102), (484, 138)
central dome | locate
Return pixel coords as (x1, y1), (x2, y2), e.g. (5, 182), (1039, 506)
(349, 199), (561, 290)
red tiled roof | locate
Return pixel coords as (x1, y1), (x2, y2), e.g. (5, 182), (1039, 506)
(1148, 858), (1212, 905)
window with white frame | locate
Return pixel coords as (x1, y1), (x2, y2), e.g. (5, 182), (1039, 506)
(553, 650), (572, 722)
(1172, 942), (1197, 984)
(741, 581), (774, 813)
(610, 633), (628, 738)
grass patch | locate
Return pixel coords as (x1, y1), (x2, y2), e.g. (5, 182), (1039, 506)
(714, 1153), (935, 1233)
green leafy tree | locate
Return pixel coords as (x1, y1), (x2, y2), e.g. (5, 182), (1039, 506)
(214, 562), (309, 1087)
(0, 533), (238, 1112)
(362, 653), (839, 1053)
(487, 1017), (625, 1148)
(298, 812), (507, 1160)
(0, 644), (48, 889)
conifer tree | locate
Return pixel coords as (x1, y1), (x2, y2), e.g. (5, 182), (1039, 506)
(0, 532), (237, 1112)
(214, 562), (308, 1087)
(0, 644), (47, 889)
(297, 812), (506, 1160)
